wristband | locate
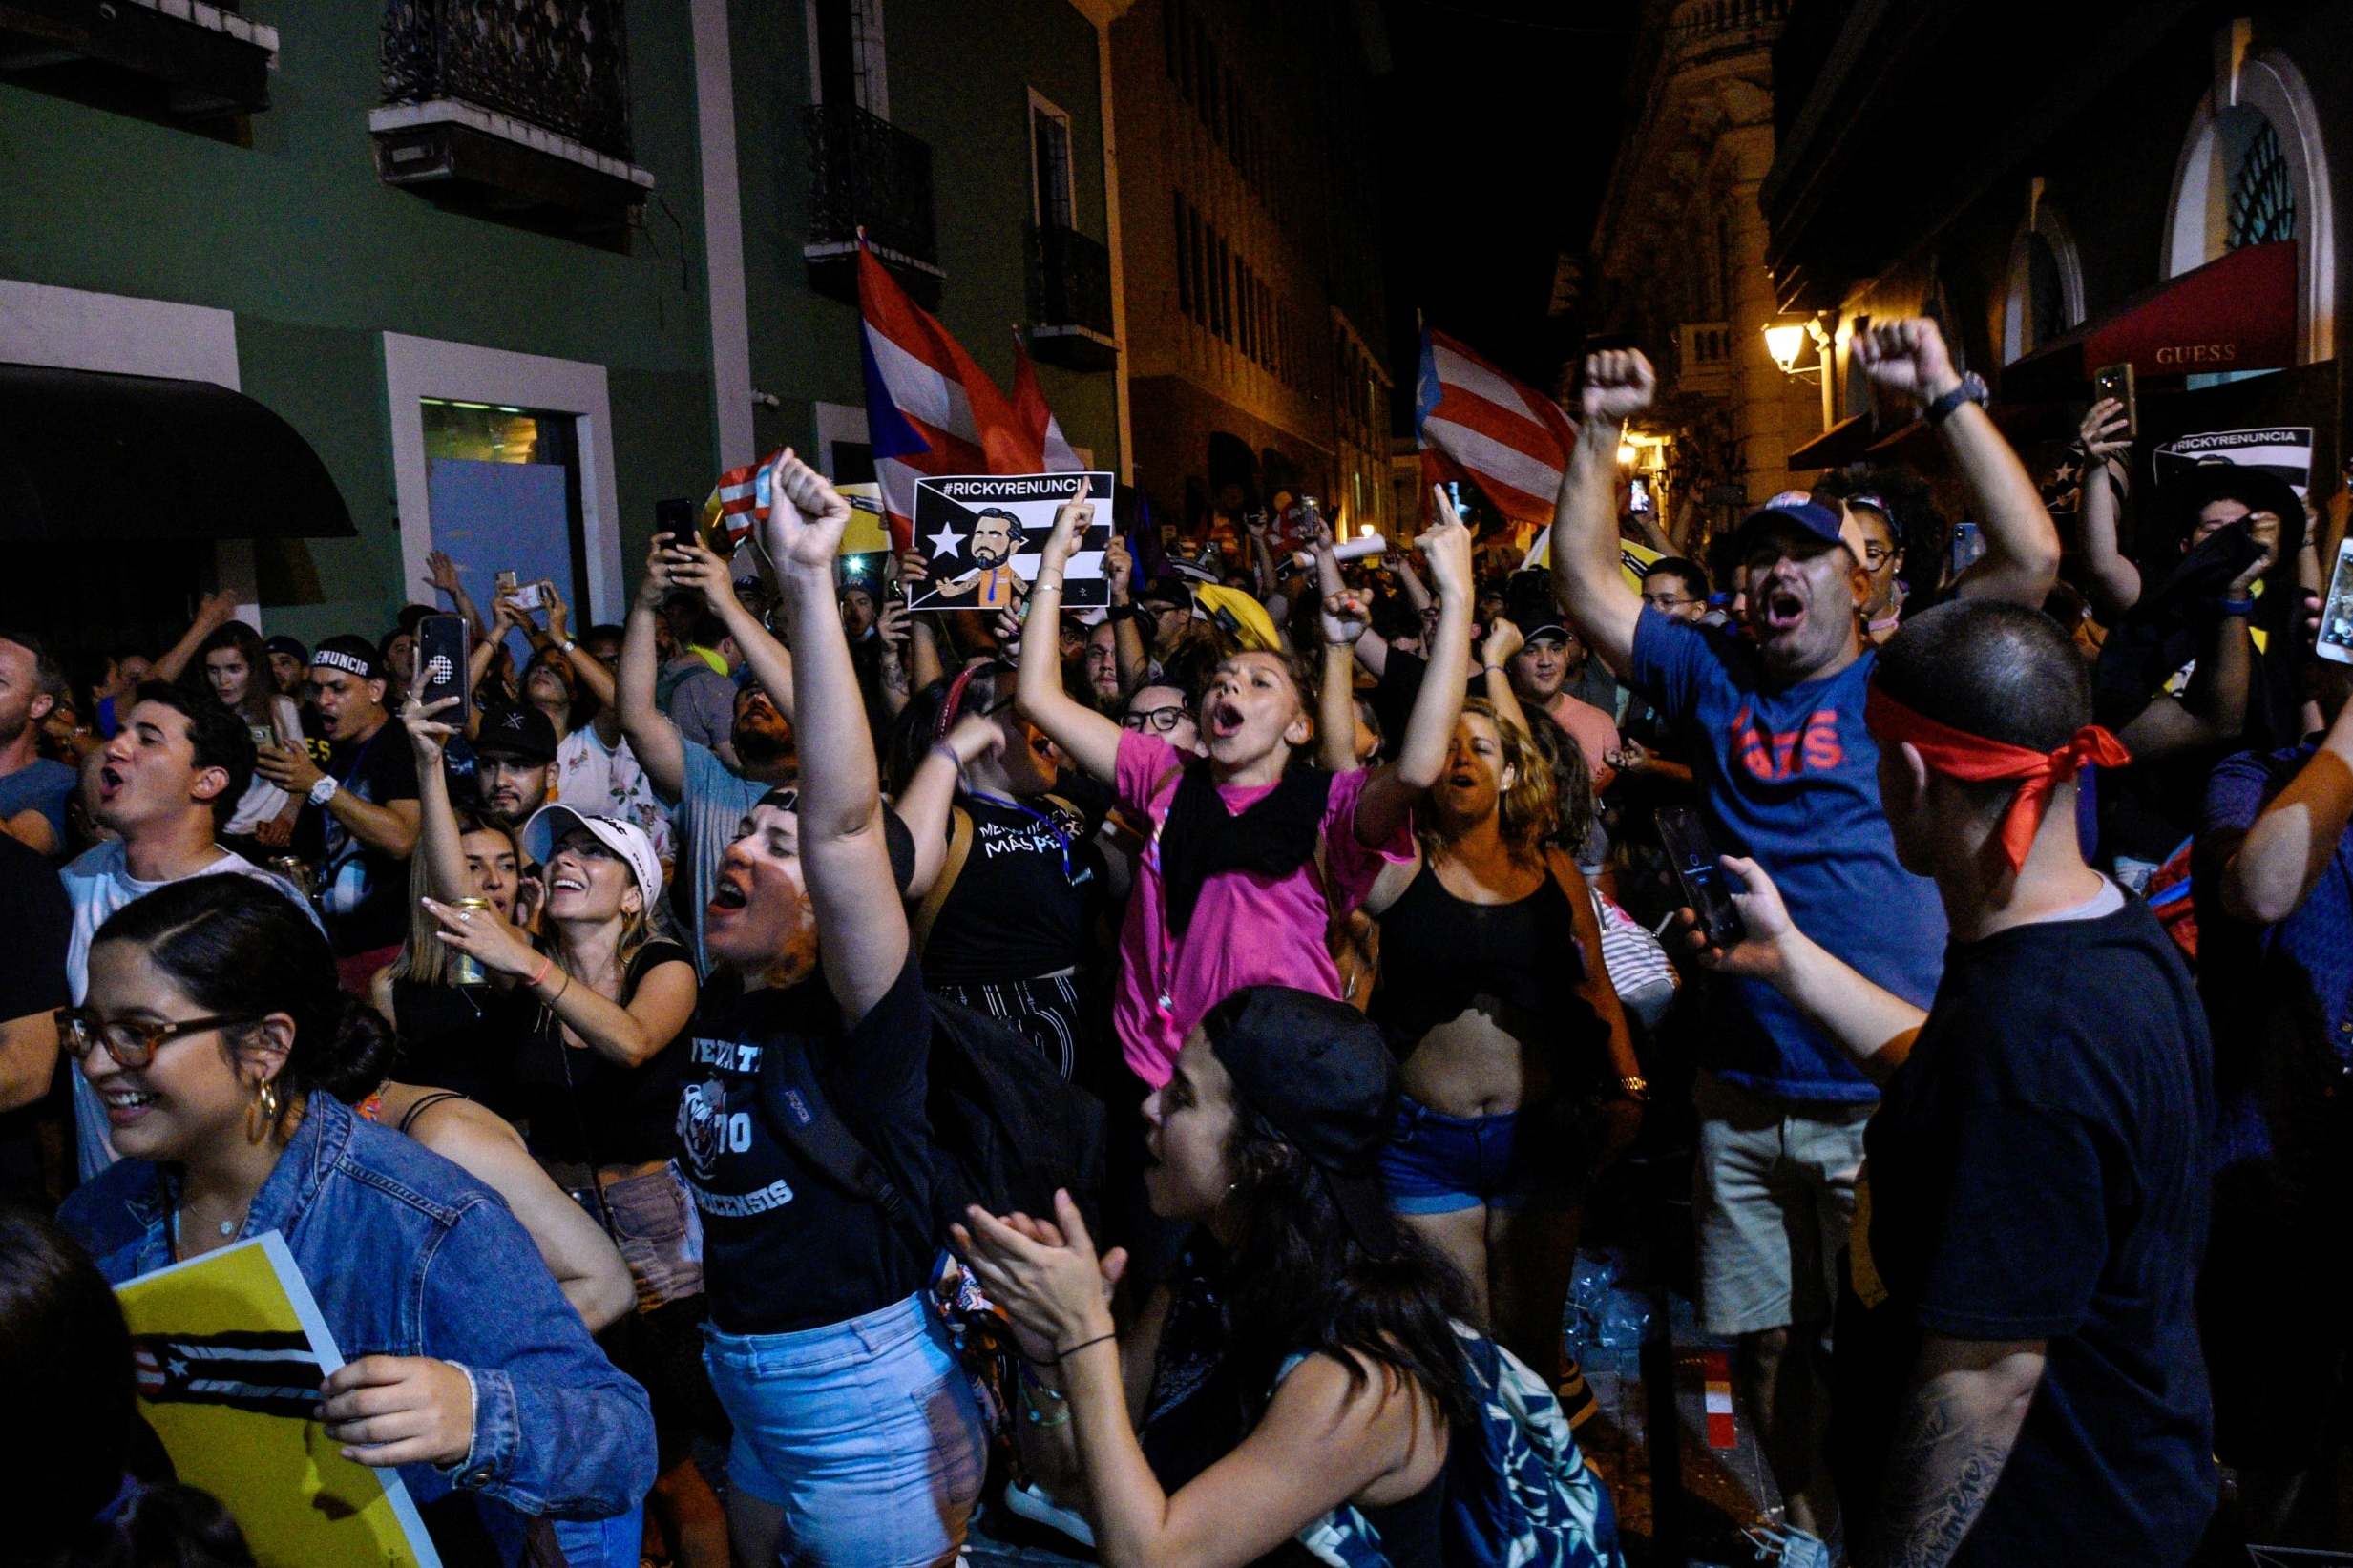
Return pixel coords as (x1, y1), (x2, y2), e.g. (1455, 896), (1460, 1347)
(1483, 663), (1506, 677)
(931, 742), (965, 771)
(558, 638), (577, 654)
(1057, 1329), (1116, 1361)
(2216, 596), (2258, 618)
(526, 952), (558, 992)
(1034, 577), (1065, 595)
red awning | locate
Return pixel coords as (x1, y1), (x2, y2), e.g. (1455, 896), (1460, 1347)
(2004, 240), (2297, 398)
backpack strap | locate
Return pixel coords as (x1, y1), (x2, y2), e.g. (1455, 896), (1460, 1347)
(755, 1032), (933, 1257)
(911, 804), (976, 953)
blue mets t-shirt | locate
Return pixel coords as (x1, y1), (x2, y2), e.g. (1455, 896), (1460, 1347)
(1629, 606), (1944, 1100)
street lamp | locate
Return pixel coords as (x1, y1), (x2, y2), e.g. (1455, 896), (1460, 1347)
(1763, 322), (1810, 374)
(1616, 442), (1638, 466)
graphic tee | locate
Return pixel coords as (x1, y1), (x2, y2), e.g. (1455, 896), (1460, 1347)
(1836, 895), (2216, 1566)
(675, 956), (935, 1334)
(1628, 605), (1943, 1099)
(309, 719), (420, 956)
(922, 791), (1103, 984)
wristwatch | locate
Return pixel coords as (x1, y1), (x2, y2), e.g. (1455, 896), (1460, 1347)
(1923, 372), (1988, 427)
(307, 775), (341, 807)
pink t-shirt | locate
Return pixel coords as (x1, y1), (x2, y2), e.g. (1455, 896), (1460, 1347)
(1540, 689), (1622, 793)
(1111, 730), (1412, 1086)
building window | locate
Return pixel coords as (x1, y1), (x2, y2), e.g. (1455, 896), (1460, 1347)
(2000, 199), (2085, 364)
(807, 0), (887, 115)
(2229, 118), (2296, 248)
(1029, 91), (1075, 229)
(1174, 193), (1193, 319)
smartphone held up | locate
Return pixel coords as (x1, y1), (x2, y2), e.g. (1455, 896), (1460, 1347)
(1656, 805), (1746, 948)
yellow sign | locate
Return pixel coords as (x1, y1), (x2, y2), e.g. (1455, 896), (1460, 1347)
(116, 1232), (441, 1567)
(1519, 525), (1662, 593)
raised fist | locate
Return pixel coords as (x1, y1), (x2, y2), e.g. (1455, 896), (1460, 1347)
(1579, 350), (1656, 424)
(1855, 319), (1961, 404)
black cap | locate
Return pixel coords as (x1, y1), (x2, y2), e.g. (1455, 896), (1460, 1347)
(1202, 986), (1401, 1260)
(474, 702), (557, 764)
(263, 635), (308, 663)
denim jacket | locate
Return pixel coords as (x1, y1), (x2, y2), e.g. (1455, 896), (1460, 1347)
(61, 1092), (656, 1552)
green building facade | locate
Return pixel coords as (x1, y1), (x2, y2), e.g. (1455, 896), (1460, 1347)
(0, 0), (1126, 655)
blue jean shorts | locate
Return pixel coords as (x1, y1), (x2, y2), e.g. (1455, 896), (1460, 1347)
(1378, 1093), (1576, 1215)
(703, 1291), (986, 1567)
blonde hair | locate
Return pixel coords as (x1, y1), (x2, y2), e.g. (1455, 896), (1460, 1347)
(387, 815), (526, 987)
(1428, 700), (1557, 864)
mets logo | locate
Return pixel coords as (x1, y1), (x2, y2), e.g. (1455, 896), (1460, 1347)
(678, 1078), (729, 1181)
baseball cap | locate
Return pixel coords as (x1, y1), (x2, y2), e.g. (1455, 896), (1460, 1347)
(1192, 583), (1280, 653)
(475, 703), (558, 764)
(263, 635), (308, 664)
(310, 635), (381, 681)
(1732, 491), (1863, 564)
(1202, 986), (1403, 1261)
(520, 805), (662, 912)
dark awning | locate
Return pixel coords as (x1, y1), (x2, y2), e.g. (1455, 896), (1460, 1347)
(1788, 412), (1880, 470)
(2002, 241), (2299, 400)
(0, 364), (352, 542)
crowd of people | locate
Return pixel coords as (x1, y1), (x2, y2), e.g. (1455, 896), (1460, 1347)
(0, 312), (2337, 1568)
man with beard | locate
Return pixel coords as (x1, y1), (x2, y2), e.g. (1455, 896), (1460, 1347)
(1550, 320), (2060, 1544)
(256, 636), (420, 990)
(0, 629), (74, 855)
(938, 508), (1024, 609)
(472, 702), (558, 837)
(676, 449), (986, 1562)
(59, 683), (316, 1177)
(622, 533), (801, 971)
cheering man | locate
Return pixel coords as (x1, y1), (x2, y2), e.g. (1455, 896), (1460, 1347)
(1689, 598), (2213, 1568)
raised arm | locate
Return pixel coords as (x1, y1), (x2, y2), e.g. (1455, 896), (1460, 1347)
(1480, 617), (1533, 740)
(763, 450), (907, 1021)
(896, 715), (1001, 899)
(1104, 536), (1150, 694)
(2218, 685), (2353, 924)
(1548, 351), (1652, 673)
(2118, 521), (2272, 762)
(1016, 499), (1127, 784)
(662, 536), (796, 729)
(152, 592), (237, 685)
(1857, 320), (2060, 608)
(536, 585), (617, 711)
(401, 696), (468, 900)
(619, 535), (689, 799)
(1687, 853), (1926, 1082)
(424, 550), (492, 643)
(2071, 399), (2142, 619)
(1355, 506), (1474, 847)
(1315, 590), (1371, 773)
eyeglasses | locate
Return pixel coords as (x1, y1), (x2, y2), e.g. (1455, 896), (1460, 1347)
(56, 1009), (256, 1071)
(1859, 544), (1895, 568)
(1123, 705), (1188, 734)
(1644, 594), (1695, 610)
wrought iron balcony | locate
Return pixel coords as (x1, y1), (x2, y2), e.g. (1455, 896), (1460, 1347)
(379, 0), (634, 160)
(0, 0), (279, 128)
(803, 100), (939, 279)
(371, 0), (650, 249)
(1026, 223), (1117, 369)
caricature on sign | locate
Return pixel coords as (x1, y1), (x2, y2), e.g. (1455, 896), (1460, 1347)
(907, 471), (1114, 612)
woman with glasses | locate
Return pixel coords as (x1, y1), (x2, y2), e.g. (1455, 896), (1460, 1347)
(886, 662), (1107, 1081)
(1119, 681), (1203, 756)
(56, 874), (654, 1565)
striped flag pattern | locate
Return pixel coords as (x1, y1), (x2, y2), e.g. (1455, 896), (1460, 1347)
(1415, 327), (1580, 530)
(858, 242), (1029, 552)
(1011, 331), (1083, 473)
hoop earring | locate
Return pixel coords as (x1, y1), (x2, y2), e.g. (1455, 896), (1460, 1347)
(245, 1079), (281, 1145)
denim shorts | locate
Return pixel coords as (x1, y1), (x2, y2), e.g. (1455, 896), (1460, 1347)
(1377, 1093), (1576, 1215)
(565, 1160), (704, 1309)
(703, 1291), (986, 1567)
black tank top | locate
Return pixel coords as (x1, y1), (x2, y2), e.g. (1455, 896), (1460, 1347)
(512, 940), (697, 1166)
(1368, 855), (1599, 1057)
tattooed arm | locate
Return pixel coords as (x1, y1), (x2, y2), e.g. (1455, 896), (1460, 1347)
(1871, 1336), (2046, 1568)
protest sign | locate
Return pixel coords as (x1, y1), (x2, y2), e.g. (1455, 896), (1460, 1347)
(907, 471), (1112, 612)
(116, 1232), (441, 1567)
(1519, 525), (1661, 593)
(2153, 426), (2315, 498)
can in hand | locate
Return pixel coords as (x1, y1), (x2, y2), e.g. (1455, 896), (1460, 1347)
(448, 897), (491, 987)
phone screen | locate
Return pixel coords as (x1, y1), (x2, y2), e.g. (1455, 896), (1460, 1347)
(416, 614), (472, 726)
(2319, 541), (2353, 664)
(1657, 805), (1745, 945)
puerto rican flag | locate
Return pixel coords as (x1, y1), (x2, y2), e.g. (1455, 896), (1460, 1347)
(1415, 327), (1579, 530)
(1011, 330), (1082, 472)
(858, 242), (1029, 551)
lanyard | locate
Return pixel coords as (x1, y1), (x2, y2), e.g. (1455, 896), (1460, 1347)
(961, 787), (1091, 888)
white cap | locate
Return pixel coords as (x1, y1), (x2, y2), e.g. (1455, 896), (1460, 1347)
(521, 805), (662, 912)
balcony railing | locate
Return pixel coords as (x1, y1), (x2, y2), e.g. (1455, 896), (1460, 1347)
(1669, 0), (1787, 47)
(1674, 320), (1734, 393)
(380, 0), (634, 162)
(803, 100), (937, 273)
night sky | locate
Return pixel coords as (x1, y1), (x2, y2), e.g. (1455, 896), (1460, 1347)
(1377, 0), (1634, 428)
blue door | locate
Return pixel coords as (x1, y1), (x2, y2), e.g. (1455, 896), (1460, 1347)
(427, 456), (575, 669)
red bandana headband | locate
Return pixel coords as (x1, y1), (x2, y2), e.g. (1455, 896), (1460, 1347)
(1863, 686), (2131, 872)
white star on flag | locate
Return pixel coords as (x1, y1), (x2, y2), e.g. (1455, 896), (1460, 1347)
(927, 521), (966, 558)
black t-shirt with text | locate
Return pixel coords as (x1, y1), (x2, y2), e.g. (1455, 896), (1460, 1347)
(304, 718), (420, 956)
(923, 792), (1104, 985)
(1835, 898), (2216, 1565)
(676, 954), (935, 1334)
